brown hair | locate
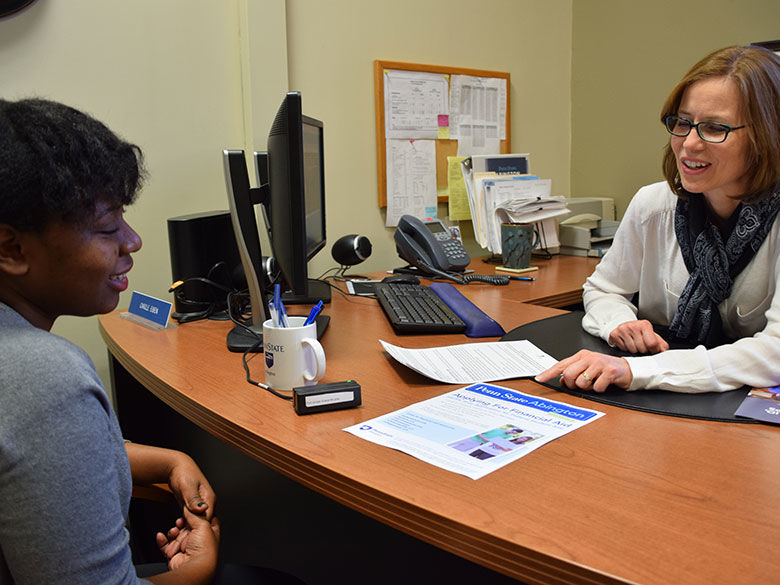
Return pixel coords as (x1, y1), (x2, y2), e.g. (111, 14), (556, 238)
(660, 45), (780, 200)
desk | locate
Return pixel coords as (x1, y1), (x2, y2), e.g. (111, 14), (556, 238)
(101, 256), (779, 585)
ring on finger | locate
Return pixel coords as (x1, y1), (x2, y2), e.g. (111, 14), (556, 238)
(581, 371), (592, 382)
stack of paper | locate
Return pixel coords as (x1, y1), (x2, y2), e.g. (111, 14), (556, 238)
(460, 158), (569, 254)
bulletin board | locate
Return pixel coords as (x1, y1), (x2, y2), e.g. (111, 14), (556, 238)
(374, 60), (511, 208)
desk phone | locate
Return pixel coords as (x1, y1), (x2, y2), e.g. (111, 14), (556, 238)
(394, 215), (470, 274)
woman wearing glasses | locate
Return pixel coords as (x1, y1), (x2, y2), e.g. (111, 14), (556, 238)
(537, 45), (780, 393)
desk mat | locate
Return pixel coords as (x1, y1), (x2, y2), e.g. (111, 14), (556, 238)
(501, 311), (753, 423)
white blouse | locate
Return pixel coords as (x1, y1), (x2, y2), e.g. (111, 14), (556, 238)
(581, 181), (780, 392)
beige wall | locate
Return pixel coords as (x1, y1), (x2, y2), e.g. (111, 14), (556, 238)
(571, 0), (780, 216)
(286, 0), (573, 269)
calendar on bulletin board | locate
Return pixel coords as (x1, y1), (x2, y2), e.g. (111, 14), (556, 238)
(374, 60), (511, 224)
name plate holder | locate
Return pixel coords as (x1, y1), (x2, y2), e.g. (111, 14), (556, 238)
(120, 291), (176, 331)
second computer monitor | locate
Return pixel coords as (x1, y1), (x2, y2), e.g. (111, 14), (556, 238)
(262, 91), (330, 304)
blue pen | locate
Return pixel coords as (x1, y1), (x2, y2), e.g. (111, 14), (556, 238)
(304, 301), (323, 326)
(509, 276), (536, 281)
(273, 284), (287, 327)
(278, 299), (289, 328)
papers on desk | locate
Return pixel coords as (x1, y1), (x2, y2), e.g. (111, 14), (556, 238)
(344, 382), (604, 480)
(379, 339), (558, 384)
(460, 160), (568, 254)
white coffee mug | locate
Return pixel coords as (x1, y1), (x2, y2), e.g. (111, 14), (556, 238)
(262, 316), (326, 391)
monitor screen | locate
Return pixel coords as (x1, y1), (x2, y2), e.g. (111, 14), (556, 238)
(264, 91), (329, 305)
(302, 121), (326, 260)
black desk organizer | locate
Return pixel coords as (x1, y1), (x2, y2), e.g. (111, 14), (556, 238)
(501, 311), (754, 423)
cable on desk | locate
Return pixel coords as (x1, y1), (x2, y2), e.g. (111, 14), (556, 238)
(458, 274), (510, 285)
(241, 341), (293, 401)
(169, 261), (236, 324)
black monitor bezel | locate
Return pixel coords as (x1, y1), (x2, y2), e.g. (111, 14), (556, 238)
(264, 91), (329, 305)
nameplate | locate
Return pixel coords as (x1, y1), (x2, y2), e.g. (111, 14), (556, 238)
(126, 291), (172, 329)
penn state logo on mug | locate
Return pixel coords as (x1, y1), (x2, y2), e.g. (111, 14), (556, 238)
(265, 351), (274, 368)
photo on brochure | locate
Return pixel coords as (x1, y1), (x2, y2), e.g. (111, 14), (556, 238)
(447, 424), (543, 461)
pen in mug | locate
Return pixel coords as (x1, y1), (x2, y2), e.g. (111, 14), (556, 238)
(273, 284), (288, 327)
(278, 297), (289, 328)
(304, 301), (323, 326)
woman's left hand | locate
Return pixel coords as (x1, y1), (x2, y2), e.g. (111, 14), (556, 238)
(535, 350), (633, 392)
(126, 443), (216, 519)
(167, 454), (216, 519)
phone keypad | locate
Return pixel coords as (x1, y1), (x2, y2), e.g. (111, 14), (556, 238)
(440, 238), (469, 264)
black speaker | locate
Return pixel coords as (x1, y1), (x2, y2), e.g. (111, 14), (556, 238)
(331, 234), (372, 266)
(167, 210), (244, 314)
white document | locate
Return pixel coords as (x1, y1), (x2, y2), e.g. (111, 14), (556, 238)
(456, 128), (501, 156)
(385, 139), (438, 227)
(496, 196), (568, 223)
(470, 171), (501, 248)
(449, 75), (507, 141)
(485, 177), (549, 253)
(344, 382), (605, 480)
(452, 75), (504, 156)
(379, 339), (558, 384)
(384, 69), (449, 139)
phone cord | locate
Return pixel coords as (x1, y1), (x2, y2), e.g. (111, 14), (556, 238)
(458, 274), (510, 285)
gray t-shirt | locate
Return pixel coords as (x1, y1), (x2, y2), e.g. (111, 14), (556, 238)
(0, 304), (146, 584)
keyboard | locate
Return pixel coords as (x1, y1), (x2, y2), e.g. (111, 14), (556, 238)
(374, 282), (506, 337)
(374, 283), (466, 333)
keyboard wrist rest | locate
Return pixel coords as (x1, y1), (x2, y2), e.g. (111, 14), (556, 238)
(429, 282), (506, 337)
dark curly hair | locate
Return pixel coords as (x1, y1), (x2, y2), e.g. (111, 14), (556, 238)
(0, 98), (145, 231)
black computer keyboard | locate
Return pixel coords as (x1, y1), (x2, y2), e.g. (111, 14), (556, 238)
(374, 283), (466, 333)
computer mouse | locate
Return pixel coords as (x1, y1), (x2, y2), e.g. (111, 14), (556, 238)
(381, 274), (421, 285)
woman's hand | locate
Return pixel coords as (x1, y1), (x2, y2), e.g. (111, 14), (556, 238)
(126, 444), (216, 519)
(535, 350), (633, 392)
(156, 507), (220, 572)
(609, 320), (669, 354)
(166, 454), (216, 520)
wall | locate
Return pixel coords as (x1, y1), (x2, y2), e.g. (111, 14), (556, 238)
(571, 0), (780, 216)
(285, 0), (573, 269)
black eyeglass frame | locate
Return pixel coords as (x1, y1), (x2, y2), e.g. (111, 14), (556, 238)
(662, 114), (746, 143)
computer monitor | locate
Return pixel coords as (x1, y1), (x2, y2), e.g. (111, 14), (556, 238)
(223, 150), (271, 351)
(262, 91), (330, 305)
(222, 92), (330, 352)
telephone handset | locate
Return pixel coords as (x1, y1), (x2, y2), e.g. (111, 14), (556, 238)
(394, 215), (471, 274)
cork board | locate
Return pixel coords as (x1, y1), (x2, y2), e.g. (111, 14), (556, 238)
(374, 60), (511, 207)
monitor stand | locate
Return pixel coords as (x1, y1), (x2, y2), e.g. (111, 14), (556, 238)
(281, 278), (332, 305)
(226, 313), (330, 353)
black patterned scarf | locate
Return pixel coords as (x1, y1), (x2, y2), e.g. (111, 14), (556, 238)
(669, 184), (780, 348)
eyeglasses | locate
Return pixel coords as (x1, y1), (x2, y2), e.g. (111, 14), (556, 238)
(663, 114), (746, 143)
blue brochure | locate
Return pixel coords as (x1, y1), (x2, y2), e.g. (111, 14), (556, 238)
(735, 386), (780, 424)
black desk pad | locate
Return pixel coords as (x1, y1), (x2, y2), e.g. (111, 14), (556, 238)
(501, 311), (753, 422)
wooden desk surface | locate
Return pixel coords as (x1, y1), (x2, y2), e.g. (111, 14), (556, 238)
(477, 254), (601, 308)
(100, 258), (780, 585)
